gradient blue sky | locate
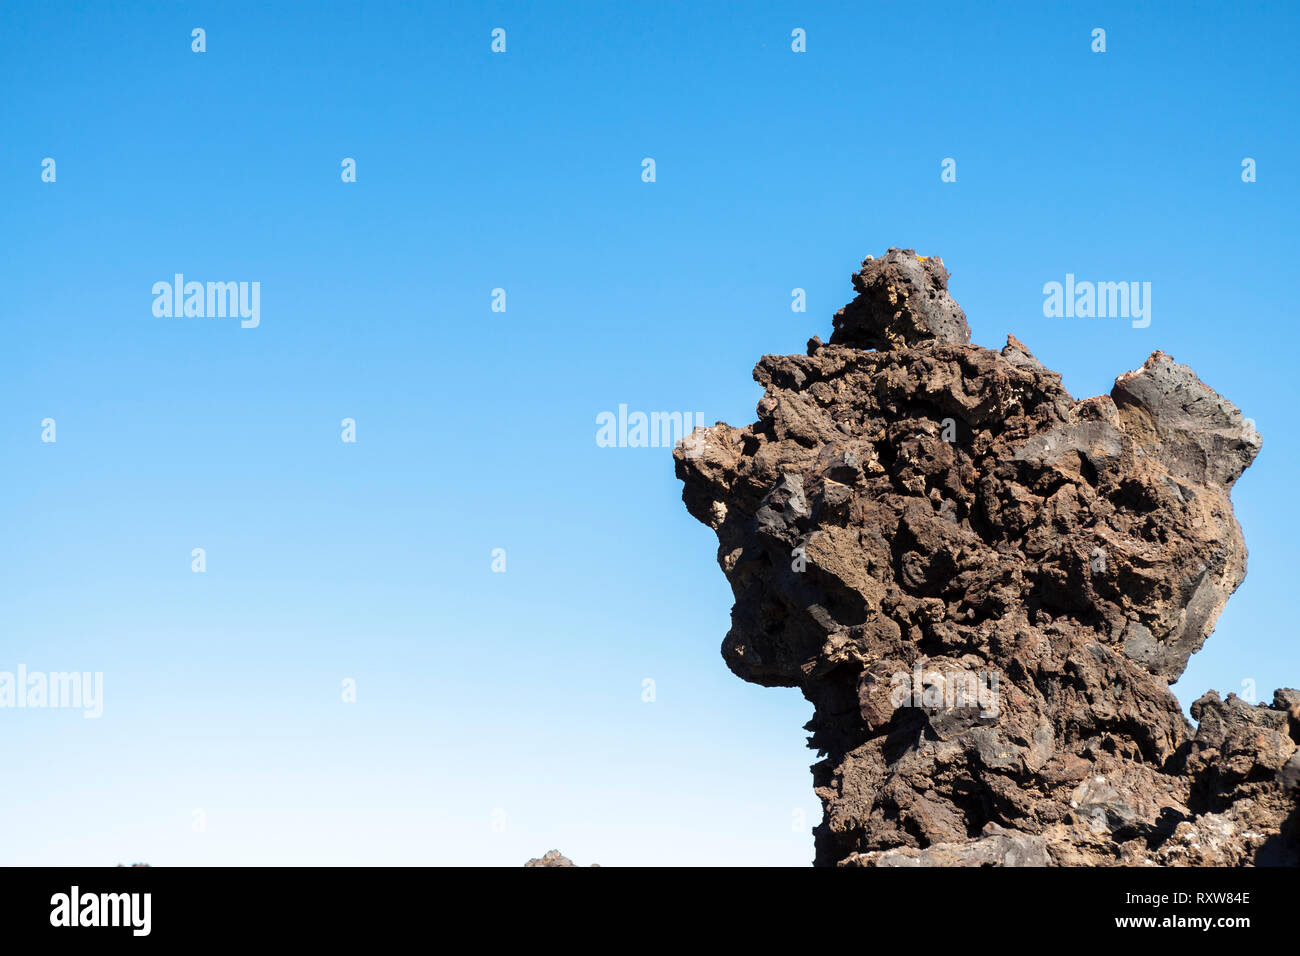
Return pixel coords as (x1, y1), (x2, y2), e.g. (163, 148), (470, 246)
(2, 1), (1297, 866)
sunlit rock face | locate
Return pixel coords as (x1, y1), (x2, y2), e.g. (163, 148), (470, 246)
(676, 249), (1297, 866)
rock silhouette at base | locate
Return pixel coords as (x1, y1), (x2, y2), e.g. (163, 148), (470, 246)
(524, 850), (599, 867)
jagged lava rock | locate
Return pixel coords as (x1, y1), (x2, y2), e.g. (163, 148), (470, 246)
(675, 249), (1296, 866)
(830, 248), (970, 350)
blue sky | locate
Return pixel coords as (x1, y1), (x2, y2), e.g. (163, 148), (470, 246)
(1, 1), (1296, 866)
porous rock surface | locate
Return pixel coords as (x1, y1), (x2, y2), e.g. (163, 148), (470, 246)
(675, 248), (1297, 866)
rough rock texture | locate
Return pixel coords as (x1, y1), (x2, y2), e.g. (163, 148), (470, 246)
(675, 249), (1297, 866)
(524, 850), (598, 867)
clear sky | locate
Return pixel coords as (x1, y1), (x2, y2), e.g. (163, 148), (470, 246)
(1, 1), (1297, 866)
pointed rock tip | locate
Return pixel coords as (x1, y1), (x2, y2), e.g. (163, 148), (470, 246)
(829, 248), (971, 351)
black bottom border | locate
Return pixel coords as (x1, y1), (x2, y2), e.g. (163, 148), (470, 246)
(1, 864), (1294, 941)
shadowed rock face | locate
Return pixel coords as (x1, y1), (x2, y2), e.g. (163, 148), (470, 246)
(675, 249), (1297, 866)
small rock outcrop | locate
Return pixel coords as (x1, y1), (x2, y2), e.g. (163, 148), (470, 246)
(524, 850), (598, 867)
(675, 248), (1297, 866)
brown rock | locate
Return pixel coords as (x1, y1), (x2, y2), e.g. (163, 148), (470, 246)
(524, 850), (598, 867)
(675, 249), (1296, 866)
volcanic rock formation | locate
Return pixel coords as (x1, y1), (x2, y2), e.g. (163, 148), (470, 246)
(675, 248), (1298, 866)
